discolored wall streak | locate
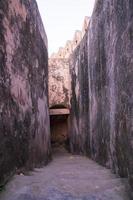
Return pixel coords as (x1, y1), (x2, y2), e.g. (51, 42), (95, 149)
(70, 0), (133, 195)
(0, 0), (51, 185)
(69, 32), (89, 155)
(88, 0), (133, 193)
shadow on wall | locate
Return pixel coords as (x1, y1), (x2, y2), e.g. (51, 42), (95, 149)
(49, 105), (70, 152)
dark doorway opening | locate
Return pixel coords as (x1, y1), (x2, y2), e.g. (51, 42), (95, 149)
(50, 105), (70, 152)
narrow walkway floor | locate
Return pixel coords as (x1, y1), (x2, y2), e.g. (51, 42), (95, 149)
(0, 148), (129, 200)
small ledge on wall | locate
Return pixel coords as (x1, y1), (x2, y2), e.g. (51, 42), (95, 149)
(49, 108), (70, 116)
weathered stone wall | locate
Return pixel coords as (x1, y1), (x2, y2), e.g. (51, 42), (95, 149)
(69, 32), (89, 155)
(69, 0), (133, 195)
(0, 0), (51, 185)
(49, 58), (70, 108)
(88, 0), (133, 192)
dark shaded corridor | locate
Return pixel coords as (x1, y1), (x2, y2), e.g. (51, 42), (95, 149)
(50, 107), (70, 152)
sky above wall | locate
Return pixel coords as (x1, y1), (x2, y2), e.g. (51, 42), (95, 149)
(36, 0), (95, 56)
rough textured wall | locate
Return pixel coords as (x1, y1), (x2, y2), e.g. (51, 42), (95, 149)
(69, 0), (133, 194)
(49, 58), (70, 108)
(88, 0), (133, 192)
(0, 0), (51, 185)
(69, 32), (89, 155)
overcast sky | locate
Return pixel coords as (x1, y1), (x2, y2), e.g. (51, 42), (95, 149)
(36, 0), (95, 56)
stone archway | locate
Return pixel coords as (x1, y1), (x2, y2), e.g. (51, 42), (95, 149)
(49, 105), (70, 151)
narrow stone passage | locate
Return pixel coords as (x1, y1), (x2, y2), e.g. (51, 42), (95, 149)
(0, 148), (129, 200)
